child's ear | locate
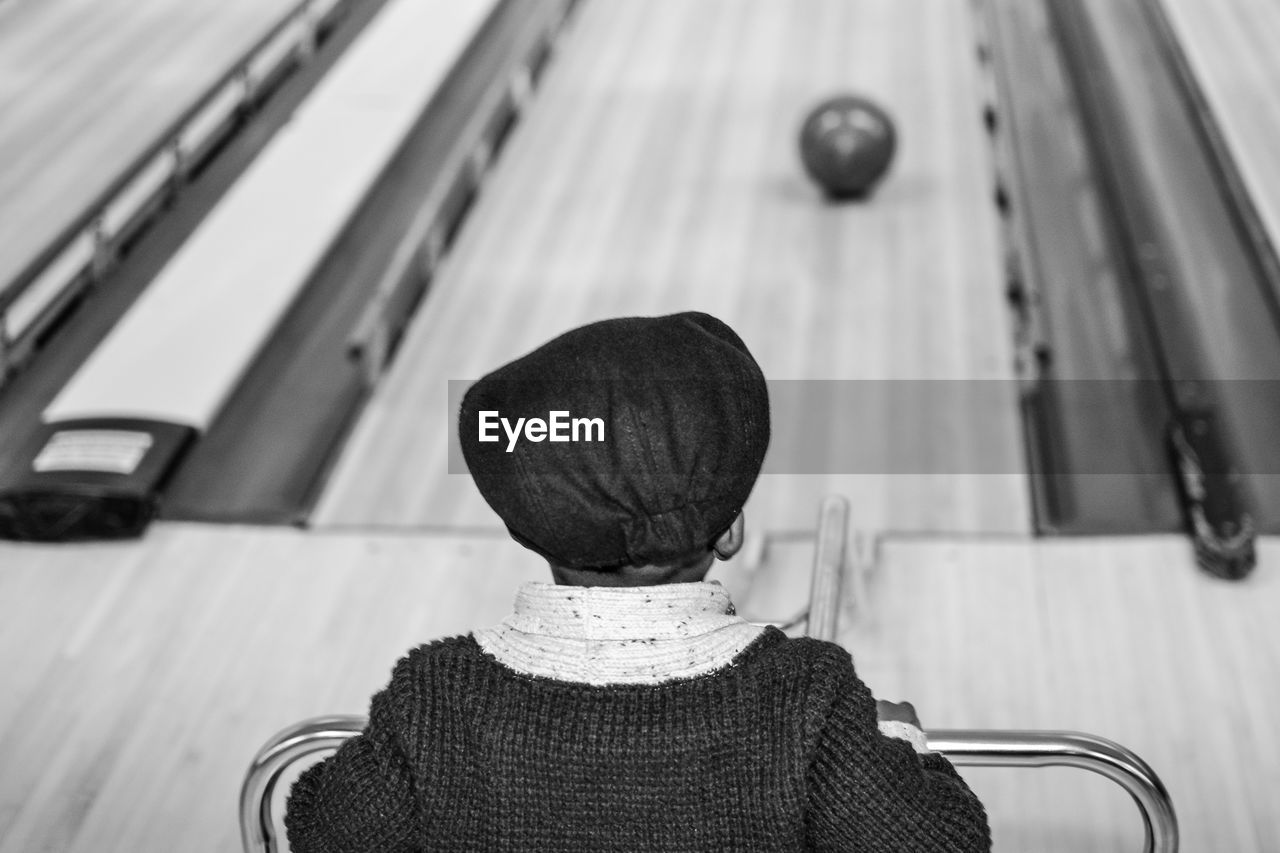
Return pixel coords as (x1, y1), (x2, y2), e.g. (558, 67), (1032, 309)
(713, 513), (746, 561)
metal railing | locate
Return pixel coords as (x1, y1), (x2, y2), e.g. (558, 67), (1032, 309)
(931, 729), (1178, 852)
(240, 715), (366, 853)
(238, 717), (1180, 853)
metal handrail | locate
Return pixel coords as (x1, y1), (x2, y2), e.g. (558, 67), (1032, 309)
(239, 719), (1179, 853)
(930, 729), (1179, 853)
(239, 715), (367, 853)
(806, 495), (848, 642)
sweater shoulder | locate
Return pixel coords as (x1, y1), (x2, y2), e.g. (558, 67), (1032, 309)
(767, 634), (857, 667)
(394, 633), (485, 674)
(385, 629), (859, 698)
(756, 634), (861, 686)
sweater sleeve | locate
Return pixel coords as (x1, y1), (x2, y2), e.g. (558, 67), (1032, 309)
(805, 655), (992, 852)
(285, 667), (421, 853)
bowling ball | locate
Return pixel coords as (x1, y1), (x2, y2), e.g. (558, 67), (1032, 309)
(798, 95), (897, 199)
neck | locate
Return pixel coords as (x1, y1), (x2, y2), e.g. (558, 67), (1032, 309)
(548, 553), (714, 587)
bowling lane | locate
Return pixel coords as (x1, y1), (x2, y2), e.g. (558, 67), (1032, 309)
(316, 0), (1030, 535)
(0, 0), (306, 292)
(1158, 0), (1280, 272)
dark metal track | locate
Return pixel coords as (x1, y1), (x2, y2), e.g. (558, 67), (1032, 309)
(986, 0), (1280, 573)
(978, 0), (1182, 536)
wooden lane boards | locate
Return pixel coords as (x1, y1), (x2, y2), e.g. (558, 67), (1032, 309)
(1, 525), (1275, 850)
(0, 523), (548, 852)
(315, 0), (1031, 536)
(836, 534), (1280, 853)
(1156, 0), (1280, 294)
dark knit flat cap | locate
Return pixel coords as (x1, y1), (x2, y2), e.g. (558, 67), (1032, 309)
(459, 312), (770, 570)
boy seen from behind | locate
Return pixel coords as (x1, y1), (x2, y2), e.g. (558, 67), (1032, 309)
(286, 312), (991, 852)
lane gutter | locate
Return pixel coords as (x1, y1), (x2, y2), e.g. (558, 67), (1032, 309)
(1042, 0), (1279, 577)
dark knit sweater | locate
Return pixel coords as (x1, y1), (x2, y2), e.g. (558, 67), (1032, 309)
(285, 628), (991, 851)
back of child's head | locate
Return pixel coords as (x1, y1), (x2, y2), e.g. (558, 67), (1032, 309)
(459, 312), (770, 573)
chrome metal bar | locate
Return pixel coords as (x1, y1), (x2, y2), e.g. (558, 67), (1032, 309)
(239, 715), (367, 853)
(807, 494), (848, 644)
(928, 729), (1179, 853)
(241, 721), (1178, 853)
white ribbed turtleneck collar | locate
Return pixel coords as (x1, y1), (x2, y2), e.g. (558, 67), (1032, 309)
(473, 581), (766, 685)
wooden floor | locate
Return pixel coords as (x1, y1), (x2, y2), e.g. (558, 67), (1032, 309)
(314, 0), (1031, 537)
(0, 0), (302, 292)
(0, 524), (1275, 851)
(1159, 0), (1280, 264)
(841, 535), (1280, 852)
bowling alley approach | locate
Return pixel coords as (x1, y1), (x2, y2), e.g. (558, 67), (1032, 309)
(1, 0), (1279, 850)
